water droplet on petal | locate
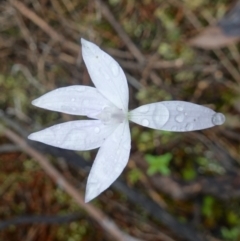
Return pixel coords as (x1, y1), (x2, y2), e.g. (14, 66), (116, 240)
(177, 106), (184, 111)
(94, 127), (100, 133)
(175, 113), (185, 123)
(142, 119), (149, 126)
(212, 113), (225, 125)
(152, 103), (169, 128)
(185, 122), (194, 131)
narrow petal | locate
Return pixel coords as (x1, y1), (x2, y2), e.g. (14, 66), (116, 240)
(32, 86), (115, 116)
(85, 120), (131, 202)
(28, 120), (118, 151)
(81, 38), (129, 112)
(129, 101), (225, 132)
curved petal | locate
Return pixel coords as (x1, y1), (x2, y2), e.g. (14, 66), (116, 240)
(28, 120), (118, 151)
(129, 101), (225, 132)
(81, 38), (129, 112)
(32, 86), (115, 117)
(85, 120), (131, 202)
(129, 102), (169, 129)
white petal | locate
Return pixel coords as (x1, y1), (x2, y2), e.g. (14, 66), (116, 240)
(28, 120), (118, 151)
(129, 102), (169, 129)
(81, 38), (129, 112)
(129, 101), (225, 132)
(85, 120), (131, 202)
(32, 86), (115, 116)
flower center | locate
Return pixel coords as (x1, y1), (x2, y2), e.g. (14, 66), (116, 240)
(97, 106), (126, 124)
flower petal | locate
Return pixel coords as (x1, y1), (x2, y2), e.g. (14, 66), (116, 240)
(81, 38), (129, 112)
(129, 101), (225, 132)
(32, 86), (115, 116)
(85, 120), (131, 202)
(28, 120), (118, 151)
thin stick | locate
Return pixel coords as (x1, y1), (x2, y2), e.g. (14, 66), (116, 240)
(10, 0), (79, 53)
(97, 0), (145, 63)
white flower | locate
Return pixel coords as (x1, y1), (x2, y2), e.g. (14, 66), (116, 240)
(28, 39), (225, 202)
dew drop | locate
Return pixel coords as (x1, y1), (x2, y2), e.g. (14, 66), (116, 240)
(171, 126), (177, 131)
(152, 103), (170, 128)
(141, 119), (149, 126)
(175, 113), (185, 123)
(185, 122), (194, 131)
(94, 127), (100, 133)
(177, 106), (184, 111)
(212, 113), (225, 125)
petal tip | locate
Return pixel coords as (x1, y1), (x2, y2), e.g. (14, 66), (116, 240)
(28, 132), (42, 142)
(31, 98), (39, 106)
(80, 38), (87, 45)
(84, 195), (92, 203)
(27, 133), (36, 141)
(81, 38), (91, 49)
(85, 181), (101, 203)
(81, 39), (99, 56)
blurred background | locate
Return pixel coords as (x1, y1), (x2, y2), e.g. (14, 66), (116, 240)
(0, 0), (240, 240)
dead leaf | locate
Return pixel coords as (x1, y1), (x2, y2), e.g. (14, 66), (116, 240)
(188, 25), (239, 49)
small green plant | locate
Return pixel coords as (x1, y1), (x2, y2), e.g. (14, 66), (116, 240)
(127, 168), (143, 185)
(182, 167), (197, 181)
(221, 226), (240, 241)
(202, 196), (215, 218)
(145, 153), (172, 176)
